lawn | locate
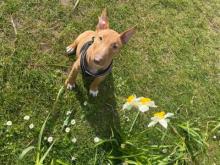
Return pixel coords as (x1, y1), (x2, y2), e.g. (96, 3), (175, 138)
(0, 0), (220, 164)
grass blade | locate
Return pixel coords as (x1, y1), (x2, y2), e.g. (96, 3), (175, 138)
(39, 140), (56, 164)
(36, 113), (50, 163)
(19, 146), (35, 160)
(56, 159), (70, 165)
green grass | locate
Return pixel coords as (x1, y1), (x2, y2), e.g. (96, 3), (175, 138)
(0, 0), (220, 164)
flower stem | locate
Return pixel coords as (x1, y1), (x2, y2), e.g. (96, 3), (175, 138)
(129, 111), (140, 133)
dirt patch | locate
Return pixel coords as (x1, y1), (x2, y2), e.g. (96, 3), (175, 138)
(60, 0), (72, 7)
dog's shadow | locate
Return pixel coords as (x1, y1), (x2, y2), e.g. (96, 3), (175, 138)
(75, 73), (121, 140)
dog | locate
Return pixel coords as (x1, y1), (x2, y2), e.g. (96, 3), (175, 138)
(65, 9), (135, 97)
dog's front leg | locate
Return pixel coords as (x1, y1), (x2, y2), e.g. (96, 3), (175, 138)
(65, 59), (80, 90)
(89, 75), (106, 97)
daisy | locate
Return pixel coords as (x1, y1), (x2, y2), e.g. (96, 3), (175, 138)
(83, 101), (88, 106)
(71, 137), (77, 143)
(94, 137), (100, 143)
(148, 111), (174, 129)
(70, 119), (76, 125)
(137, 97), (157, 112)
(71, 156), (76, 161)
(23, 115), (30, 121)
(66, 111), (71, 115)
(29, 123), (34, 129)
(65, 127), (70, 133)
(6, 121), (12, 126)
(47, 136), (53, 143)
(120, 143), (125, 149)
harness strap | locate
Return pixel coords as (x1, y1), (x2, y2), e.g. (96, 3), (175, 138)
(80, 38), (113, 77)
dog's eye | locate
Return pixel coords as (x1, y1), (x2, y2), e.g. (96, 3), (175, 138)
(112, 43), (118, 49)
(99, 36), (103, 41)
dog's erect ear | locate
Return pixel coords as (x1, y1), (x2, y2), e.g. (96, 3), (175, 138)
(120, 27), (136, 44)
(96, 8), (109, 31)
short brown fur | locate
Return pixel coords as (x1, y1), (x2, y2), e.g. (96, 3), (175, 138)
(65, 9), (135, 96)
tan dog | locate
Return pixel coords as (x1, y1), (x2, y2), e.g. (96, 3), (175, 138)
(65, 9), (135, 97)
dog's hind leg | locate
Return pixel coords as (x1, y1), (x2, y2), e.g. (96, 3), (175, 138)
(66, 40), (77, 55)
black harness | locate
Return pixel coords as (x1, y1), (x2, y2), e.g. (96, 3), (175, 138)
(80, 38), (113, 77)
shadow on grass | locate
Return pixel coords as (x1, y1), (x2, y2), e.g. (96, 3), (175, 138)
(76, 73), (121, 139)
(74, 73), (123, 163)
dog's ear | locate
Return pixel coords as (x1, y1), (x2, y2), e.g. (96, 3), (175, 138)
(120, 27), (136, 44)
(96, 8), (109, 31)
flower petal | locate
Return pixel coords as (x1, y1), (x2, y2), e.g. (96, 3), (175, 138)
(159, 119), (168, 129)
(148, 101), (157, 107)
(165, 113), (174, 118)
(123, 103), (132, 110)
(151, 116), (160, 121)
(148, 121), (158, 127)
(138, 105), (149, 112)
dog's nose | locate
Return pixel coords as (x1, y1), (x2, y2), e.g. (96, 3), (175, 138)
(94, 57), (103, 65)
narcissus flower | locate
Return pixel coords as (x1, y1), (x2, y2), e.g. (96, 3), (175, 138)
(123, 95), (156, 112)
(148, 111), (174, 129)
(137, 97), (157, 112)
(123, 95), (138, 110)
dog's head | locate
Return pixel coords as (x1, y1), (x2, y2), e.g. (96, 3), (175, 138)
(90, 9), (135, 68)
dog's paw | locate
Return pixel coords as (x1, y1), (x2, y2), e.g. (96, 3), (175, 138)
(66, 46), (75, 54)
(89, 89), (99, 97)
(67, 83), (75, 90)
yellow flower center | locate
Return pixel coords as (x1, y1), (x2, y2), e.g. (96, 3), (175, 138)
(140, 97), (151, 104)
(127, 95), (135, 103)
(154, 111), (165, 119)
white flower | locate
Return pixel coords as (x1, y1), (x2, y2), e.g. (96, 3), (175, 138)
(70, 119), (76, 125)
(44, 137), (47, 140)
(148, 112), (174, 129)
(66, 111), (71, 115)
(162, 148), (168, 153)
(29, 123), (34, 129)
(122, 95), (156, 112)
(213, 135), (217, 139)
(122, 95), (138, 110)
(121, 143), (125, 149)
(47, 136), (53, 143)
(6, 121), (12, 126)
(23, 115), (30, 121)
(71, 137), (77, 143)
(136, 97), (157, 112)
(83, 101), (87, 106)
(65, 127), (70, 133)
(94, 137), (100, 143)
(71, 156), (76, 161)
